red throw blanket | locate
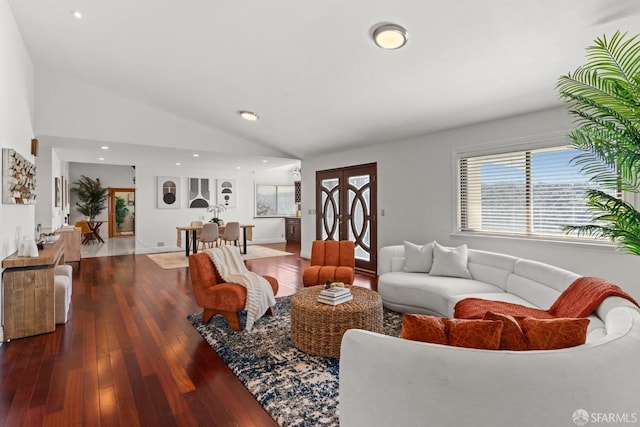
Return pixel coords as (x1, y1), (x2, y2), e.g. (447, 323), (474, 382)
(454, 276), (639, 319)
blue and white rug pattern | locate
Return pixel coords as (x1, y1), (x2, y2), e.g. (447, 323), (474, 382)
(187, 296), (403, 427)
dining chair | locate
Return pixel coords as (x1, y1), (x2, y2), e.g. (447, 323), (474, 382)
(190, 220), (203, 242)
(75, 221), (94, 244)
(220, 221), (240, 247)
(199, 223), (219, 250)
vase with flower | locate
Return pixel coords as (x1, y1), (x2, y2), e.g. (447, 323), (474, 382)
(207, 203), (226, 226)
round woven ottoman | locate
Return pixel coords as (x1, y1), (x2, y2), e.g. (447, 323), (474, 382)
(290, 285), (383, 358)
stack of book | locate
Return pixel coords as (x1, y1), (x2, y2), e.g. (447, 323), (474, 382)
(317, 287), (353, 306)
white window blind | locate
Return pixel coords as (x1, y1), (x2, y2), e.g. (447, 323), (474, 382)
(459, 146), (617, 238)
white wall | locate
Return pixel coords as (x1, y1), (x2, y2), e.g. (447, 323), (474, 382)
(134, 164), (297, 253)
(301, 106), (640, 300)
(0, 0), (36, 343)
(34, 146), (67, 233)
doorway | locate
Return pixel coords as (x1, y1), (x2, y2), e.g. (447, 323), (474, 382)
(108, 188), (135, 238)
(315, 163), (377, 273)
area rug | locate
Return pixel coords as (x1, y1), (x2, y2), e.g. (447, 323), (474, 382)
(147, 245), (293, 269)
(187, 296), (403, 427)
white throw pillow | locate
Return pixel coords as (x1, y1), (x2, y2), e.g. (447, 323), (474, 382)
(403, 241), (434, 273)
(429, 242), (472, 279)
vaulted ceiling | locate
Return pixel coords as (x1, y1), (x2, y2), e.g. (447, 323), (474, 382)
(7, 0), (640, 169)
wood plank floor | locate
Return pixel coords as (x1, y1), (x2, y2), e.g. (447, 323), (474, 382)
(0, 242), (376, 426)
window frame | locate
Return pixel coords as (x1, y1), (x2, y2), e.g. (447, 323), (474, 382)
(453, 132), (624, 245)
(254, 183), (296, 218)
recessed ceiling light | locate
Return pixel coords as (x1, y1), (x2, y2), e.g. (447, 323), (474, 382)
(236, 166), (241, 170)
(372, 23), (409, 49)
(101, 146), (109, 150)
(176, 162), (181, 166)
(193, 153), (199, 157)
(98, 157), (105, 161)
(262, 159), (268, 163)
(239, 110), (259, 121)
(71, 10), (83, 19)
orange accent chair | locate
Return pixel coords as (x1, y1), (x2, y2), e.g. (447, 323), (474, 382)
(302, 240), (355, 287)
(188, 252), (279, 331)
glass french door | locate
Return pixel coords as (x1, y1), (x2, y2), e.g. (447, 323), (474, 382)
(316, 163), (377, 273)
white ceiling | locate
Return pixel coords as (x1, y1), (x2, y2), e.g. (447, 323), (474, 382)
(7, 0), (640, 169)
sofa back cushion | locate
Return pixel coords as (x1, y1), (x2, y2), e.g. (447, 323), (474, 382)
(466, 249), (518, 290)
(506, 259), (579, 309)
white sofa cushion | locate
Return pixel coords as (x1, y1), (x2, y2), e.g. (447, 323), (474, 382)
(467, 249), (518, 290)
(429, 242), (471, 279)
(402, 241), (433, 273)
(378, 272), (503, 316)
(505, 259), (578, 309)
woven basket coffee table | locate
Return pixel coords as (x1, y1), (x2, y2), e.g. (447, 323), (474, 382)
(290, 285), (383, 358)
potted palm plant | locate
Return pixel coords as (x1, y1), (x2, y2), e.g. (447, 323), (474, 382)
(71, 175), (108, 221)
(557, 31), (640, 254)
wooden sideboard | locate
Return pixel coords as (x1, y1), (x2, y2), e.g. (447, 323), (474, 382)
(1, 239), (64, 340)
(285, 217), (301, 242)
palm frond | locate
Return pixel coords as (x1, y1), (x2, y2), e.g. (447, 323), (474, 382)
(563, 189), (640, 255)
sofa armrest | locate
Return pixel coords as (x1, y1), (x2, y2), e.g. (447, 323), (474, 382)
(340, 308), (640, 427)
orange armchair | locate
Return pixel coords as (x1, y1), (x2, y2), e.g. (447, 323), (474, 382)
(188, 252), (279, 331)
(303, 240), (355, 287)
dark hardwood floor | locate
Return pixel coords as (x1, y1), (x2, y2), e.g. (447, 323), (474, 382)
(0, 242), (376, 426)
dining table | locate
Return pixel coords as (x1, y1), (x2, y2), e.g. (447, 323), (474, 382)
(176, 224), (254, 257)
(86, 221), (105, 243)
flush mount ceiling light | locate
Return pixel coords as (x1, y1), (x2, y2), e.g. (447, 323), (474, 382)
(372, 23), (409, 49)
(70, 10), (83, 19)
(239, 110), (259, 121)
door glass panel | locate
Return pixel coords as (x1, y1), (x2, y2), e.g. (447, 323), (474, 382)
(348, 175), (370, 262)
(321, 178), (339, 240)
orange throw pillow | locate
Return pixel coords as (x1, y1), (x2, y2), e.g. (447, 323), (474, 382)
(445, 318), (503, 350)
(520, 317), (589, 350)
(401, 314), (503, 350)
(483, 312), (528, 351)
(401, 314), (447, 345)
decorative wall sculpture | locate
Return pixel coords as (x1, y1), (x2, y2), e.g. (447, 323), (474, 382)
(157, 176), (181, 209)
(217, 179), (236, 208)
(188, 177), (210, 208)
(2, 148), (37, 204)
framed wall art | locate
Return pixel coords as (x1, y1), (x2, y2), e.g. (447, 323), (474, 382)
(54, 177), (60, 207)
(2, 148), (37, 204)
(157, 176), (181, 209)
(217, 179), (236, 208)
(188, 177), (211, 208)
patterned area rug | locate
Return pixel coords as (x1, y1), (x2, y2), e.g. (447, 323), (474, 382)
(147, 245), (293, 269)
(187, 296), (403, 427)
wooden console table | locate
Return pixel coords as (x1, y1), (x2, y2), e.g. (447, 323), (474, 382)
(1, 239), (64, 340)
(54, 226), (82, 265)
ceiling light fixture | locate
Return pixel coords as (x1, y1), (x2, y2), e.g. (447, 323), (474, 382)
(372, 23), (409, 49)
(239, 110), (259, 121)
(101, 146), (109, 150)
(193, 153), (199, 157)
(71, 10), (83, 19)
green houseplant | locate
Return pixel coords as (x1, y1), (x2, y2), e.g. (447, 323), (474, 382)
(71, 175), (108, 221)
(115, 196), (129, 227)
(557, 31), (640, 254)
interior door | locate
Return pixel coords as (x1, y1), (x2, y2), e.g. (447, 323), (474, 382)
(108, 188), (136, 238)
(316, 163), (377, 273)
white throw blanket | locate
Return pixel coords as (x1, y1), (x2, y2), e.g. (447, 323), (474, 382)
(205, 245), (276, 331)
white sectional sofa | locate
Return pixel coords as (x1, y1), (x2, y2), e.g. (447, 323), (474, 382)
(339, 243), (640, 427)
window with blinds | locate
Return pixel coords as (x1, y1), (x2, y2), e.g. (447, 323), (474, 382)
(458, 145), (617, 238)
